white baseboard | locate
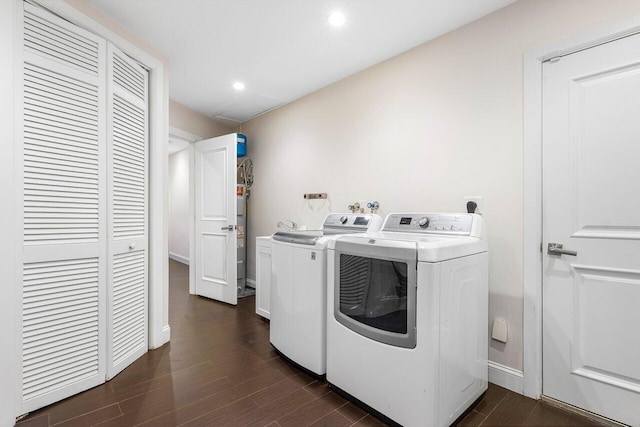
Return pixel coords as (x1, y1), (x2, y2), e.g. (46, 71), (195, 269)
(161, 324), (171, 344)
(246, 278), (256, 289)
(489, 361), (524, 394)
(150, 324), (171, 349)
(169, 252), (189, 265)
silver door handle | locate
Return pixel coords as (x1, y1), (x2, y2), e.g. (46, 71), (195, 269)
(220, 225), (234, 231)
(547, 243), (577, 256)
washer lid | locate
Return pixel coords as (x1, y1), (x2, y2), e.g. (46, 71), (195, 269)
(272, 230), (323, 245)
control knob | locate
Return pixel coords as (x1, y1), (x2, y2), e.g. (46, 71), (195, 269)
(339, 215), (348, 224)
(418, 217), (430, 228)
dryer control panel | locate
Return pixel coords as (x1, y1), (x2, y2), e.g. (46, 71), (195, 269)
(383, 213), (474, 235)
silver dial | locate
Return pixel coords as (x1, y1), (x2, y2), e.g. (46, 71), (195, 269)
(339, 215), (348, 224)
(418, 217), (430, 228)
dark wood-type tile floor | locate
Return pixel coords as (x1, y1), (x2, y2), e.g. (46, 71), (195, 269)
(18, 259), (608, 427)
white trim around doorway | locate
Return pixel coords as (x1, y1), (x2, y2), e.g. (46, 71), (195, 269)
(523, 13), (640, 400)
(169, 126), (202, 144)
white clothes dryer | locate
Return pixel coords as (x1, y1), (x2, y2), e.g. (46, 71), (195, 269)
(270, 213), (382, 376)
(327, 213), (488, 427)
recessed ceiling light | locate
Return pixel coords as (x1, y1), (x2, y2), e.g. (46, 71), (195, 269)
(233, 82), (245, 91)
(328, 11), (346, 27)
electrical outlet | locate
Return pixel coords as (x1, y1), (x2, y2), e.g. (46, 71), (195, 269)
(491, 318), (508, 343)
(464, 196), (483, 214)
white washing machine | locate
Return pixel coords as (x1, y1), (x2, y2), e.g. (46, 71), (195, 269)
(270, 213), (383, 376)
(327, 213), (488, 427)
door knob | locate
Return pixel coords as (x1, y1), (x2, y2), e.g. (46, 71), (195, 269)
(547, 243), (577, 256)
(129, 242), (136, 250)
(220, 225), (234, 231)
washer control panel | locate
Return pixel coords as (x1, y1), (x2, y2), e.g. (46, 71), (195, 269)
(324, 213), (370, 228)
(322, 213), (383, 234)
(383, 213), (474, 235)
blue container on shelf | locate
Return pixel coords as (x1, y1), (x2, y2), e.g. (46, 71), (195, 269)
(237, 133), (247, 157)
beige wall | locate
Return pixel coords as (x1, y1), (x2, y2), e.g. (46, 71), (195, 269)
(242, 0), (640, 372)
(169, 149), (191, 262)
(170, 100), (234, 139)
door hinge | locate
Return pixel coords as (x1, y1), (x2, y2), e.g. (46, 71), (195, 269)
(540, 242), (543, 253)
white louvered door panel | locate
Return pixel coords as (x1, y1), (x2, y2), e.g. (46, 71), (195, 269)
(21, 2), (106, 413)
(106, 43), (149, 379)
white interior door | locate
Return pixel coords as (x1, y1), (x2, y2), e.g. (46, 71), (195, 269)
(194, 134), (237, 305)
(20, 2), (106, 412)
(542, 33), (640, 426)
(106, 43), (148, 379)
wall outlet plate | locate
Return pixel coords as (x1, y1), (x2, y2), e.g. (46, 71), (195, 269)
(491, 318), (508, 343)
(464, 196), (483, 214)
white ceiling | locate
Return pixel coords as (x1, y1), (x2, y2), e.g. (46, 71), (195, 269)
(86, 0), (517, 124)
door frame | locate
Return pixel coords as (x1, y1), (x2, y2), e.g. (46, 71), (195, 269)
(167, 126), (204, 295)
(523, 14), (640, 399)
(168, 126), (202, 295)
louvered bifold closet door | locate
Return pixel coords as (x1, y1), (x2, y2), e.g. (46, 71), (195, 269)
(21, 2), (106, 413)
(106, 44), (149, 379)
